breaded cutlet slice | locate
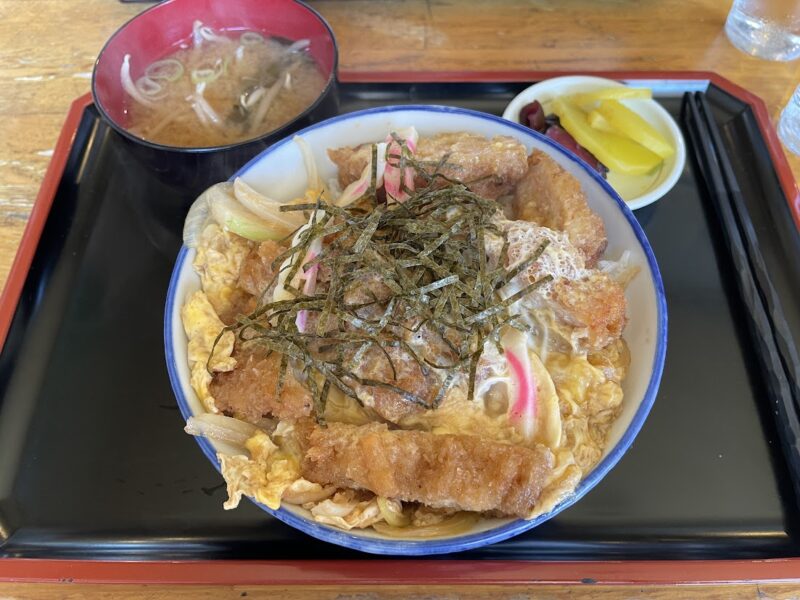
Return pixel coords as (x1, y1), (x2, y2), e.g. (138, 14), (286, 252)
(298, 421), (555, 517)
(512, 150), (607, 266)
(210, 347), (313, 423)
(503, 219), (627, 353)
(327, 132), (529, 200)
(547, 272), (627, 352)
(237, 240), (286, 298)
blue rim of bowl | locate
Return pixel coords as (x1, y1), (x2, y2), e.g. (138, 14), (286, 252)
(91, 0), (338, 154)
(164, 104), (667, 555)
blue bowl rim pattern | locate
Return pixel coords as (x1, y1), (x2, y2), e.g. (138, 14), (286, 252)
(164, 104), (668, 555)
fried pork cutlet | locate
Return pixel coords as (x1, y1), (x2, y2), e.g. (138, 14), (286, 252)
(299, 421), (555, 517)
(213, 240), (286, 325)
(349, 345), (439, 423)
(415, 132), (529, 199)
(327, 132), (529, 200)
(210, 347), (312, 423)
(548, 273), (627, 352)
(238, 240), (286, 297)
(503, 219), (626, 352)
(327, 144), (372, 190)
(512, 150), (607, 266)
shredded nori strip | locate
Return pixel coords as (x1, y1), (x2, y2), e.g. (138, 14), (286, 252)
(210, 136), (552, 420)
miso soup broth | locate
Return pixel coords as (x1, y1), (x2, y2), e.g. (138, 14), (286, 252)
(121, 21), (327, 148)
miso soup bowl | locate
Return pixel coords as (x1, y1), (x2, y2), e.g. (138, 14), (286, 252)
(92, 0), (338, 222)
(165, 106), (667, 555)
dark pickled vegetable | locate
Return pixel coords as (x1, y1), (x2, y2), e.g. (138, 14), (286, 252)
(520, 100), (546, 133)
(545, 125), (609, 176)
(517, 99), (608, 178)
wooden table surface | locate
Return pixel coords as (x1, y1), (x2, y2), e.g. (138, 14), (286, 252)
(1, 0), (799, 597)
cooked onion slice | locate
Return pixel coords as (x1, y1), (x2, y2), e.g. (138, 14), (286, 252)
(232, 178), (305, 230)
(377, 497), (411, 527)
(185, 413), (258, 447)
(206, 182), (293, 241)
(185, 174), (301, 247)
(335, 143), (387, 206)
(182, 191), (211, 248)
(248, 71), (289, 134)
(120, 54), (155, 107)
(192, 20), (230, 46)
(135, 76), (166, 100)
(294, 135), (321, 192)
(373, 512), (479, 538)
(287, 39), (310, 53)
(527, 350), (562, 448)
(599, 250), (640, 287)
(233, 177), (284, 210)
(282, 479), (335, 505)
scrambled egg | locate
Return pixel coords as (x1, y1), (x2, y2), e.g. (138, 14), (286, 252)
(219, 431), (300, 510)
(546, 351), (625, 473)
(193, 223), (251, 316)
(531, 450), (582, 519)
(182, 224), (252, 413)
(211, 345), (625, 525)
(181, 290), (236, 412)
(187, 182), (629, 529)
(217, 420), (334, 513)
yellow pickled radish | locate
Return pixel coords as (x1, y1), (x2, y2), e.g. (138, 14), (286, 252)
(552, 98), (662, 176)
(569, 87), (653, 107)
(594, 99), (675, 159)
(586, 110), (617, 133)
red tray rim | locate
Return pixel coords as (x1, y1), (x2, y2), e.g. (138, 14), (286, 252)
(1, 70), (799, 585)
(2, 557), (800, 585)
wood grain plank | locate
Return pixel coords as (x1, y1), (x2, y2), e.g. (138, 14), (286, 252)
(0, 583), (773, 599)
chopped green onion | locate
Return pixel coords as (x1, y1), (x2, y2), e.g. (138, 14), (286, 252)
(191, 67), (219, 85)
(145, 59), (184, 82)
(240, 31), (266, 45)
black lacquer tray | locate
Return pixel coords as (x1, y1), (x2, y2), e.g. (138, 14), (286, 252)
(1, 72), (799, 581)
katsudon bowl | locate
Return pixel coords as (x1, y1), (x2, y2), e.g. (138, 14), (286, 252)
(165, 105), (667, 555)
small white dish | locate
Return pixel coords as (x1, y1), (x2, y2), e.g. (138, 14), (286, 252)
(502, 76), (686, 210)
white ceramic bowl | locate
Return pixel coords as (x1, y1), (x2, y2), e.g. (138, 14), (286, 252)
(502, 75), (686, 210)
(165, 105), (667, 555)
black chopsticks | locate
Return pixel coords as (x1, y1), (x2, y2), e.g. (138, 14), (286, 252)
(682, 91), (800, 504)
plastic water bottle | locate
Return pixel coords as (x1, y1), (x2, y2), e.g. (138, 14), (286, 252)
(779, 85), (800, 155)
(725, 0), (800, 61)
